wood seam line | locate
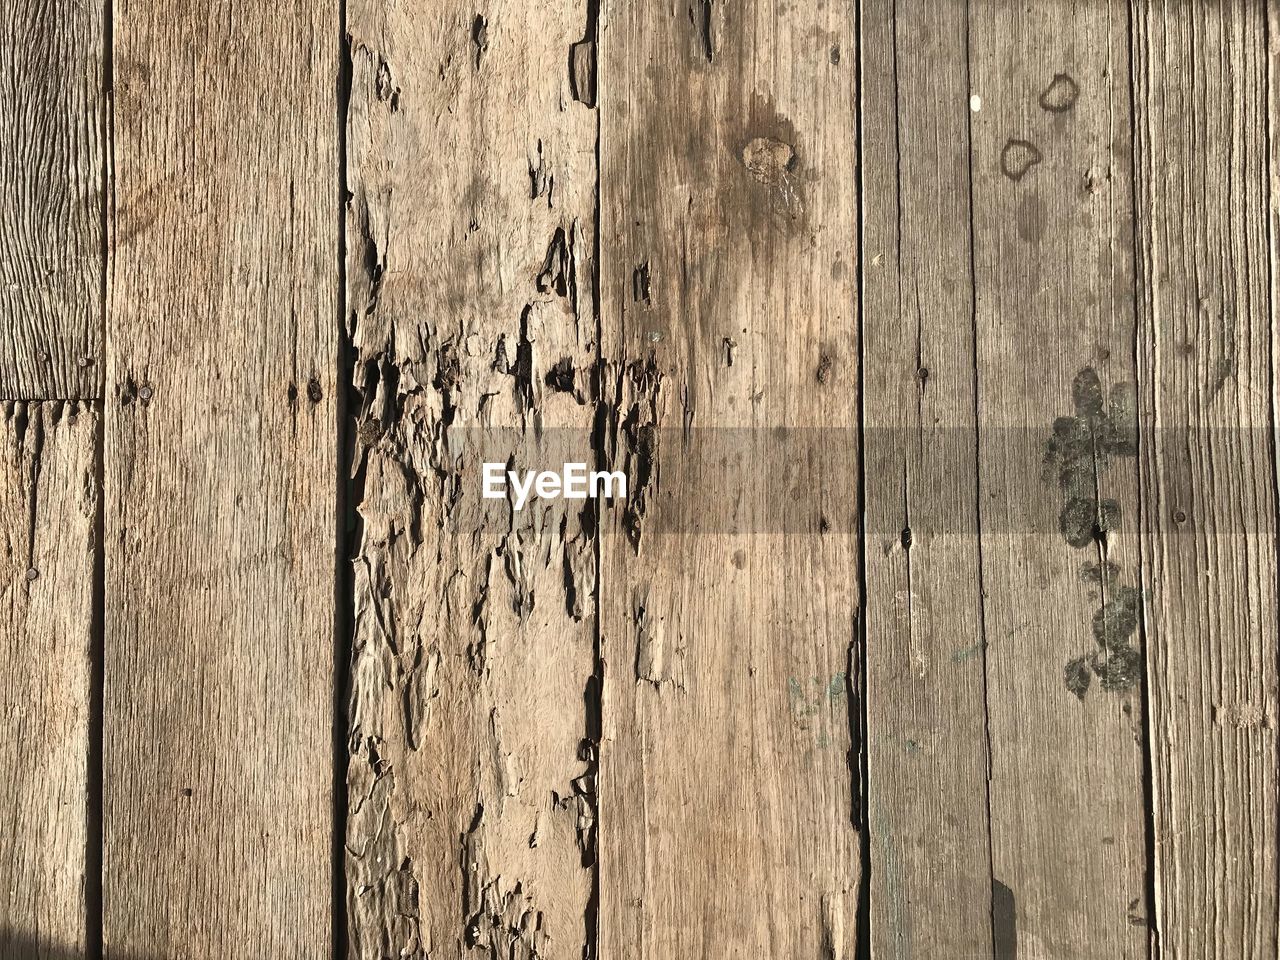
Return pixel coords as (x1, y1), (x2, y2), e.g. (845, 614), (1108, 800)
(854, 0), (872, 953)
(958, 1), (1000, 955)
(335, 1), (354, 955)
(1125, 1), (1159, 957)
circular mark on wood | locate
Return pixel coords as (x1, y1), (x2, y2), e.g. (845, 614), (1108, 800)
(1039, 73), (1080, 113)
(25, 567), (38, 581)
(742, 137), (795, 186)
(1000, 139), (1042, 182)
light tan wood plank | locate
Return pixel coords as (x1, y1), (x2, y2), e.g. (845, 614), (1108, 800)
(861, 2), (994, 954)
(0, 0), (104, 399)
(0, 401), (96, 957)
(343, 1), (599, 955)
(597, 2), (860, 955)
(103, 3), (338, 955)
(970, 3), (1148, 954)
(1133, 2), (1278, 955)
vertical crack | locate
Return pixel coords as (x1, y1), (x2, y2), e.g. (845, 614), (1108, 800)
(1127, 1), (1159, 955)
(334, 3), (355, 957)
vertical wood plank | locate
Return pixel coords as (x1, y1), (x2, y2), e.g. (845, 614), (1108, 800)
(597, 2), (860, 956)
(103, 2), (338, 955)
(0, 0), (104, 399)
(343, 1), (599, 955)
(970, 3), (1149, 955)
(0, 402), (96, 957)
(861, 2), (994, 954)
(1133, 2), (1279, 955)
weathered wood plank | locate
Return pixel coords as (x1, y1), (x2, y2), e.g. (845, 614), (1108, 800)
(0, 0), (104, 399)
(1132, 2), (1279, 955)
(343, 1), (599, 955)
(597, 3), (860, 956)
(0, 401), (96, 957)
(861, 2), (993, 954)
(102, 3), (338, 955)
(970, 3), (1148, 954)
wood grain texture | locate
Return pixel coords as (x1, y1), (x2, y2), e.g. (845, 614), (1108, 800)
(102, 2), (338, 955)
(1132, 2), (1279, 955)
(0, 0), (104, 399)
(343, 1), (599, 955)
(0, 401), (96, 958)
(970, 3), (1148, 955)
(597, 1), (860, 956)
(861, 2), (994, 955)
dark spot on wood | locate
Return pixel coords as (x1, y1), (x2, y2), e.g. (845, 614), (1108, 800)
(632, 262), (651, 304)
(916, 366), (929, 383)
(287, 382), (299, 405)
(470, 14), (488, 70)
(1173, 509), (1187, 524)
(992, 879), (1017, 959)
(568, 0), (598, 107)
(732, 549), (746, 569)
(722, 337), (737, 367)
(1038, 72), (1080, 113)
(25, 567), (38, 582)
(306, 377), (323, 403)
(547, 357), (576, 393)
(181, 787), (193, 797)
(1000, 139), (1042, 182)
(1092, 585), (1140, 651)
(816, 353), (833, 384)
(900, 527), (912, 550)
(829, 45), (840, 65)
(1065, 655), (1092, 700)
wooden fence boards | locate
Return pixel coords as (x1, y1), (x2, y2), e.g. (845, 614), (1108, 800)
(102, 3), (338, 956)
(0, 401), (97, 959)
(0, 0), (105, 399)
(597, 1), (861, 956)
(861, 3), (994, 955)
(342, 1), (598, 955)
(1132, 2), (1279, 955)
(0, 2), (1274, 957)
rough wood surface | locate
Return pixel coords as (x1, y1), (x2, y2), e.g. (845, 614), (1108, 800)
(101, 3), (338, 956)
(0, 402), (96, 958)
(343, 1), (598, 955)
(970, 4), (1149, 955)
(597, 2), (861, 956)
(861, 3), (994, 955)
(0, 0), (104, 399)
(1132, 2), (1279, 955)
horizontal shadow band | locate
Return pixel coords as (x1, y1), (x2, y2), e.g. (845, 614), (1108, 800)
(348, 425), (1274, 536)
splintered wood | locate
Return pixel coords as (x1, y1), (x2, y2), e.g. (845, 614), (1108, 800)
(0, 1), (1275, 957)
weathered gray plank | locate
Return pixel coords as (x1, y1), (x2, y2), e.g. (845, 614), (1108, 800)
(0, 401), (96, 957)
(343, 1), (599, 955)
(970, 3), (1148, 954)
(0, 0), (104, 399)
(1133, 2), (1279, 955)
(102, 3), (338, 955)
(861, 2), (993, 954)
(597, 2), (861, 955)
